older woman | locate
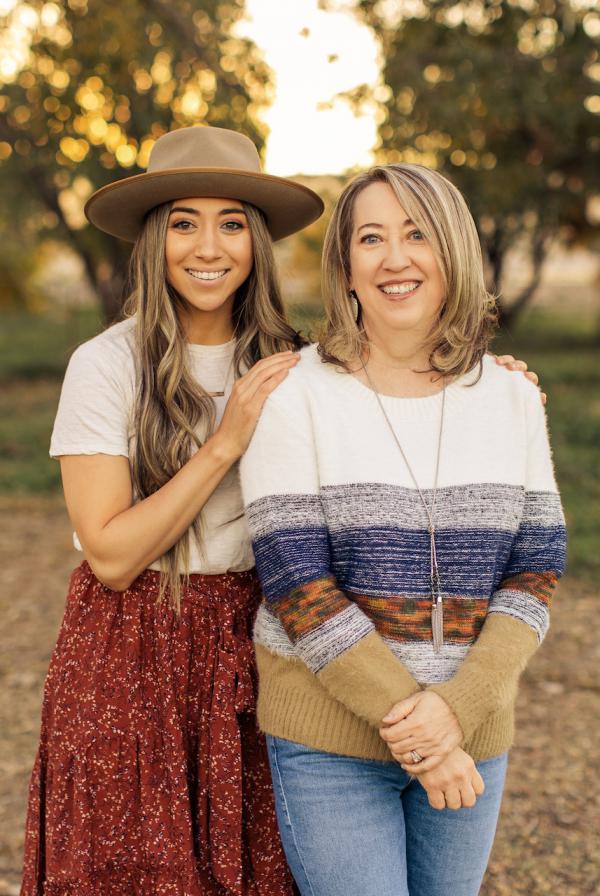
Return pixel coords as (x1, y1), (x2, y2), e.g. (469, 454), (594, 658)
(240, 164), (566, 896)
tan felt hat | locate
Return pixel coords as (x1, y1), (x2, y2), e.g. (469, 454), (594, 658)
(85, 126), (324, 242)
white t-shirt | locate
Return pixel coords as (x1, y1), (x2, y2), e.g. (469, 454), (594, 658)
(50, 317), (254, 574)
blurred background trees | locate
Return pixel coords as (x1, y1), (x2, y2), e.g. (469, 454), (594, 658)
(0, 0), (270, 319)
(1, 0), (597, 324)
(342, 0), (599, 323)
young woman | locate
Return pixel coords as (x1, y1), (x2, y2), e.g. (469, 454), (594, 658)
(20, 126), (323, 896)
(240, 164), (566, 896)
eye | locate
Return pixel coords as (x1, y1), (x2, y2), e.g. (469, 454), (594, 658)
(171, 219), (194, 231)
(408, 229), (425, 241)
(221, 220), (245, 232)
(359, 233), (381, 245)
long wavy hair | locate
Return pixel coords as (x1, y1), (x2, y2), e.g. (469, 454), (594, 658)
(319, 164), (498, 376)
(122, 200), (304, 609)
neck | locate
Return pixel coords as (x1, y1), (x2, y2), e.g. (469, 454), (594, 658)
(354, 320), (445, 398)
(180, 303), (235, 346)
(362, 321), (431, 372)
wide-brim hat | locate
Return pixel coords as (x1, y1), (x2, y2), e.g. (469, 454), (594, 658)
(85, 126), (324, 242)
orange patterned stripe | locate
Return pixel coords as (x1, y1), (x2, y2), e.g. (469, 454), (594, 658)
(498, 571), (557, 607)
(271, 576), (348, 641)
(349, 593), (488, 644)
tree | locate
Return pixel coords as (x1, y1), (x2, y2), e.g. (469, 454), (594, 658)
(343, 0), (600, 322)
(0, 0), (271, 319)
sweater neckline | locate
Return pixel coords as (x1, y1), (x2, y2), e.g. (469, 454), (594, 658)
(335, 361), (482, 421)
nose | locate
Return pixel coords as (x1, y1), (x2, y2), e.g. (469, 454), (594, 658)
(382, 236), (411, 271)
(192, 224), (223, 261)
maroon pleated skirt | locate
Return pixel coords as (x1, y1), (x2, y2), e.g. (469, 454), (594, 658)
(21, 562), (295, 896)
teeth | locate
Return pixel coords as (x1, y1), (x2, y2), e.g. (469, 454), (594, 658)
(187, 269), (228, 281)
(381, 281), (420, 295)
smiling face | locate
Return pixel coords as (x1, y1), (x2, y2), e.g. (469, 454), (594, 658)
(165, 197), (254, 338)
(349, 181), (445, 346)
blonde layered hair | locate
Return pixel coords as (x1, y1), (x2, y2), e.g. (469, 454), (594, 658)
(319, 164), (497, 375)
(123, 201), (304, 609)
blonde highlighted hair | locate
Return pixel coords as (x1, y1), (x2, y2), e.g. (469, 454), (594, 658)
(123, 201), (304, 610)
(319, 164), (497, 375)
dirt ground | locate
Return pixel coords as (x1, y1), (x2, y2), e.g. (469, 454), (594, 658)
(0, 496), (598, 895)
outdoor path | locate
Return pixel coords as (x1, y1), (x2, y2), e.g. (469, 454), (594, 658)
(0, 497), (598, 895)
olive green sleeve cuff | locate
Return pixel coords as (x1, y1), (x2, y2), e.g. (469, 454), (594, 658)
(428, 614), (539, 743)
(317, 630), (422, 729)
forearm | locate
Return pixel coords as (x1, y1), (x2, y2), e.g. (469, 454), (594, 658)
(317, 631), (422, 728)
(260, 576), (422, 727)
(72, 434), (236, 588)
(428, 613), (539, 742)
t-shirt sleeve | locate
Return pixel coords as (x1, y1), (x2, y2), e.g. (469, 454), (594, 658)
(49, 338), (131, 458)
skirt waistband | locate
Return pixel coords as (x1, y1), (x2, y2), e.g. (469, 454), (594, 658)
(75, 561), (260, 609)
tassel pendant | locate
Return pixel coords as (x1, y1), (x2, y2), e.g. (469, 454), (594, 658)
(430, 561), (444, 653)
(432, 596), (444, 654)
(429, 527), (444, 653)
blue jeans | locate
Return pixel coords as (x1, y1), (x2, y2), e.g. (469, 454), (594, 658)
(266, 736), (508, 896)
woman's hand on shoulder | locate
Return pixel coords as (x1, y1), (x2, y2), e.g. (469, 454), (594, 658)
(379, 690), (462, 769)
(413, 747), (485, 811)
(494, 354), (547, 405)
(210, 351), (300, 462)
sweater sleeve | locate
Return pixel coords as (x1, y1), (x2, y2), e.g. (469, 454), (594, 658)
(429, 385), (567, 742)
(240, 383), (421, 729)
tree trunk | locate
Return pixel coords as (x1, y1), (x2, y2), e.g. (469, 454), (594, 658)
(484, 228), (506, 297)
(499, 233), (548, 328)
(25, 165), (128, 323)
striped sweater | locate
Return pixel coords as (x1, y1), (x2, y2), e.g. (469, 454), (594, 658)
(240, 346), (566, 761)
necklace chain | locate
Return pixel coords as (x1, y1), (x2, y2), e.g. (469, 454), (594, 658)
(360, 360), (446, 653)
(207, 354), (235, 398)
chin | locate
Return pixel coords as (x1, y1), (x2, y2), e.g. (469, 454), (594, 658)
(181, 293), (233, 314)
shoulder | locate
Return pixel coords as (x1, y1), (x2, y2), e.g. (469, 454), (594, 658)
(268, 342), (341, 404)
(68, 317), (136, 368)
(59, 317), (137, 409)
(253, 343), (341, 435)
(473, 354), (541, 409)
(65, 317), (137, 383)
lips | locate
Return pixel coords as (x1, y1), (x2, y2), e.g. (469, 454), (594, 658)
(379, 280), (421, 295)
(186, 269), (229, 281)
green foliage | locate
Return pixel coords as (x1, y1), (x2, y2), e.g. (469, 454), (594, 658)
(0, 0), (271, 317)
(0, 307), (102, 378)
(347, 0), (599, 315)
(0, 378), (62, 492)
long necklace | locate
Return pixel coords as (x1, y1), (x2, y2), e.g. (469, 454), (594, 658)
(361, 360), (446, 653)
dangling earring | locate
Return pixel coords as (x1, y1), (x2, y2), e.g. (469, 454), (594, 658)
(349, 289), (359, 322)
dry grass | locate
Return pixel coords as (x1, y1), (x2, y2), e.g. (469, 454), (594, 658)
(0, 497), (598, 895)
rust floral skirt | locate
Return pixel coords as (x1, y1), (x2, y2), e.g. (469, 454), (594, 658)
(21, 562), (295, 896)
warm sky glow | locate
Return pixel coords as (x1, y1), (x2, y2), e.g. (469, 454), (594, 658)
(237, 0), (381, 176)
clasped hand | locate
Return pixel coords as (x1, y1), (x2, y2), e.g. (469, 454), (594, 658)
(379, 690), (462, 773)
(379, 692), (484, 811)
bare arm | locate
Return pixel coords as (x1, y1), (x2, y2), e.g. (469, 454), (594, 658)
(60, 351), (299, 591)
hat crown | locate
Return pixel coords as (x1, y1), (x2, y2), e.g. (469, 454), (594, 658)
(147, 126), (262, 174)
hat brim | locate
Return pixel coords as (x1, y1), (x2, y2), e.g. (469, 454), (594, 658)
(84, 168), (324, 242)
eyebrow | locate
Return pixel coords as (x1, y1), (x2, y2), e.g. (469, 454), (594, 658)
(357, 218), (414, 232)
(169, 206), (247, 216)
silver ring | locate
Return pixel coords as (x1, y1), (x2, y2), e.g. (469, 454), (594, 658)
(410, 750), (424, 764)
